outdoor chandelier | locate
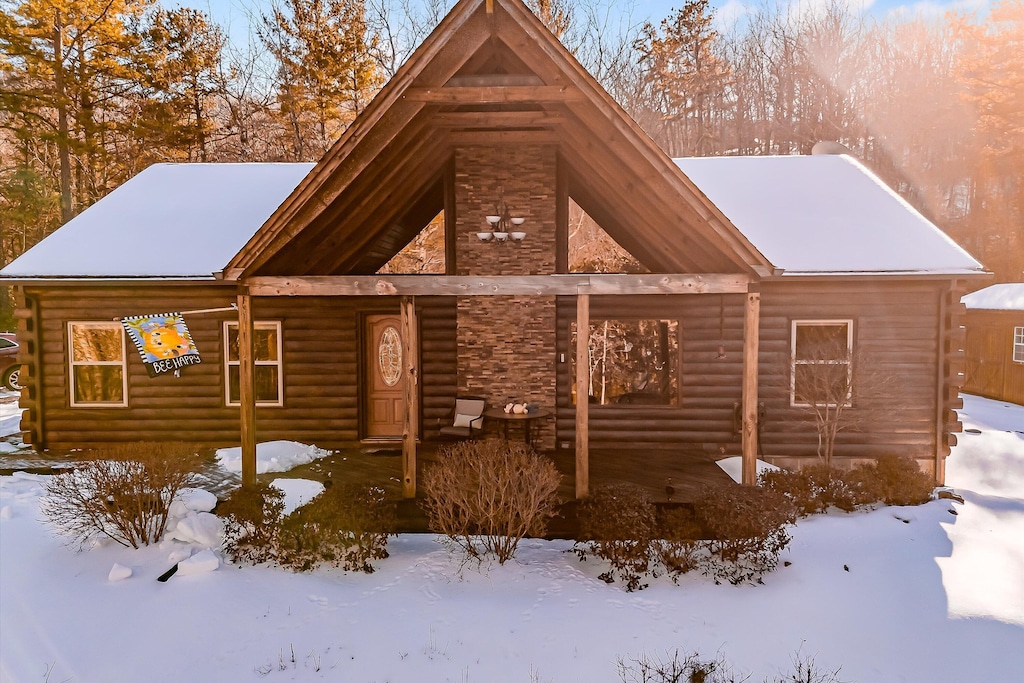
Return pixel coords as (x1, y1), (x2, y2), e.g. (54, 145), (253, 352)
(477, 200), (526, 243)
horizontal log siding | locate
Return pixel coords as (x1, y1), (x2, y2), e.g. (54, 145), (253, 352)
(556, 281), (948, 467)
(25, 285), (456, 449)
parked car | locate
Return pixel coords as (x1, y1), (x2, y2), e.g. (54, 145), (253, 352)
(0, 332), (23, 391)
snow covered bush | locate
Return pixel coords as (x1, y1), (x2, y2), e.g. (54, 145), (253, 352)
(617, 648), (742, 683)
(41, 442), (202, 549)
(847, 454), (934, 507)
(277, 482), (396, 573)
(218, 482), (285, 564)
(693, 484), (797, 585)
(420, 439), (562, 565)
(574, 483), (657, 591)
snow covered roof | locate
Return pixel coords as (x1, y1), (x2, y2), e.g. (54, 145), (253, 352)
(674, 155), (984, 276)
(1, 155), (986, 280)
(0, 163), (314, 279)
(962, 283), (1024, 311)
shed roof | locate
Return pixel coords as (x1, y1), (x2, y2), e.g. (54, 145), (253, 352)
(0, 163), (314, 278)
(962, 283), (1024, 311)
(674, 155), (983, 276)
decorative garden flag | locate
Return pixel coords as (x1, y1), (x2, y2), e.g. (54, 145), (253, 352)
(121, 313), (201, 377)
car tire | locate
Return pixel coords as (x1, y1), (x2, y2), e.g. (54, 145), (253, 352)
(3, 365), (22, 391)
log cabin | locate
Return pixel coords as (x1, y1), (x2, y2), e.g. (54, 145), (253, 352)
(0, 0), (985, 495)
(962, 284), (1024, 405)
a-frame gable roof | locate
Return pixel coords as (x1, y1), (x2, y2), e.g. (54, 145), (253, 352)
(224, 0), (773, 278)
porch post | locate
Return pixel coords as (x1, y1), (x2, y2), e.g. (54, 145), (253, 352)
(400, 296), (419, 498)
(575, 293), (590, 498)
(237, 292), (257, 487)
(741, 289), (761, 485)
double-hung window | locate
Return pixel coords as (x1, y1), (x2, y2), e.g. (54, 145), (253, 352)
(224, 321), (283, 406)
(1014, 326), (1024, 364)
(68, 322), (128, 407)
(791, 320), (853, 407)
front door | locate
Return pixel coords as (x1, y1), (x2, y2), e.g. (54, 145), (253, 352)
(365, 315), (404, 439)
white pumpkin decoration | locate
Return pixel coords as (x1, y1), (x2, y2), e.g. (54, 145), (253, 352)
(513, 403), (527, 415)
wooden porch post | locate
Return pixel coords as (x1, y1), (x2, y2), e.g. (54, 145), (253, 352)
(401, 296), (419, 498)
(575, 293), (590, 498)
(741, 290), (761, 485)
(237, 292), (257, 487)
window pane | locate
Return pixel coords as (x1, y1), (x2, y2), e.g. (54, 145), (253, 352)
(73, 366), (123, 404)
(227, 325), (277, 362)
(255, 366), (279, 401)
(0, 338), (16, 349)
(573, 319), (678, 406)
(795, 324), (849, 362)
(794, 362), (850, 405)
(254, 328), (278, 361)
(226, 325), (239, 362)
(71, 326), (122, 362)
(228, 366), (280, 404)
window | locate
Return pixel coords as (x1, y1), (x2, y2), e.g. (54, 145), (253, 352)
(573, 319), (679, 406)
(224, 321), (283, 406)
(1014, 327), (1024, 364)
(0, 337), (17, 349)
(791, 320), (853, 407)
(68, 322), (127, 407)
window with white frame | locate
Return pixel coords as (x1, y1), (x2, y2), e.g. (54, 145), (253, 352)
(224, 321), (283, 406)
(1014, 326), (1024, 364)
(68, 322), (128, 407)
(791, 320), (853, 407)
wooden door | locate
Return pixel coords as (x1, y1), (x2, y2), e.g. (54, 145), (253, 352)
(365, 315), (404, 438)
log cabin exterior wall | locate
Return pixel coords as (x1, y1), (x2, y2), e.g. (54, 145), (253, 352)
(17, 284), (457, 450)
(555, 279), (963, 476)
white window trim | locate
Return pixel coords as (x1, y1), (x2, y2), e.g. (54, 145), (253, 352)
(68, 321), (128, 408)
(1013, 326), (1024, 364)
(223, 320), (284, 407)
(790, 319), (854, 408)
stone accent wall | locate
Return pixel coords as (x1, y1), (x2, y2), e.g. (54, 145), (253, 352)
(454, 144), (558, 449)
(455, 144), (556, 276)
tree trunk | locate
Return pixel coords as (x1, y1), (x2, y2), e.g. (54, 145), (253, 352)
(53, 13), (72, 223)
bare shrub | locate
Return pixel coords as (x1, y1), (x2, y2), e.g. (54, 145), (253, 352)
(759, 464), (859, 517)
(218, 482), (285, 564)
(420, 439), (562, 565)
(694, 484), (797, 585)
(278, 482), (396, 573)
(574, 483), (657, 591)
(617, 648), (746, 683)
(847, 454), (934, 507)
(41, 442), (202, 549)
(656, 506), (702, 581)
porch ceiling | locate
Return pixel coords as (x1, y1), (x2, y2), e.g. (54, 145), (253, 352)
(224, 0), (773, 280)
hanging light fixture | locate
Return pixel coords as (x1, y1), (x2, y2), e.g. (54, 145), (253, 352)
(479, 201), (526, 242)
(476, 141), (526, 243)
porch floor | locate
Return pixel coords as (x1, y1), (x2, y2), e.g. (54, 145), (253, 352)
(274, 442), (736, 534)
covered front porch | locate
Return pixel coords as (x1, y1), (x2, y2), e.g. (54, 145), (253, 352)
(231, 273), (765, 496)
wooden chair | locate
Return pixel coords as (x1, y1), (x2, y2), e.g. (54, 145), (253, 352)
(438, 396), (486, 440)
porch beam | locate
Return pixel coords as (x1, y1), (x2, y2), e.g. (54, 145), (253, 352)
(431, 111), (564, 128)
(245, 274), (751, 297)
(404, 86), (583, 104)
(741, 290), (761, 485)
(575, 294), (590, 499)
(237, 293), (257, 487)
(400, 296), (419, 498)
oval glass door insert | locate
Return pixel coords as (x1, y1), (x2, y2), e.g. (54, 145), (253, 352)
(378, 326), (402, 386)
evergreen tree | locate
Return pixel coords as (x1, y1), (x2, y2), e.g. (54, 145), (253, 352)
(259, 0), (383, 160)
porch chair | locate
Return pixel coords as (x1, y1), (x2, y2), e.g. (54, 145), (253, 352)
(439, 396), (486, 440)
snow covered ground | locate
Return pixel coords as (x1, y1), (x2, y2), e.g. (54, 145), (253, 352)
(1, 394), (1022, 682)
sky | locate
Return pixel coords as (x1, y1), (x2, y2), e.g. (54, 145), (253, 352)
(171, 0), (994, 44)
